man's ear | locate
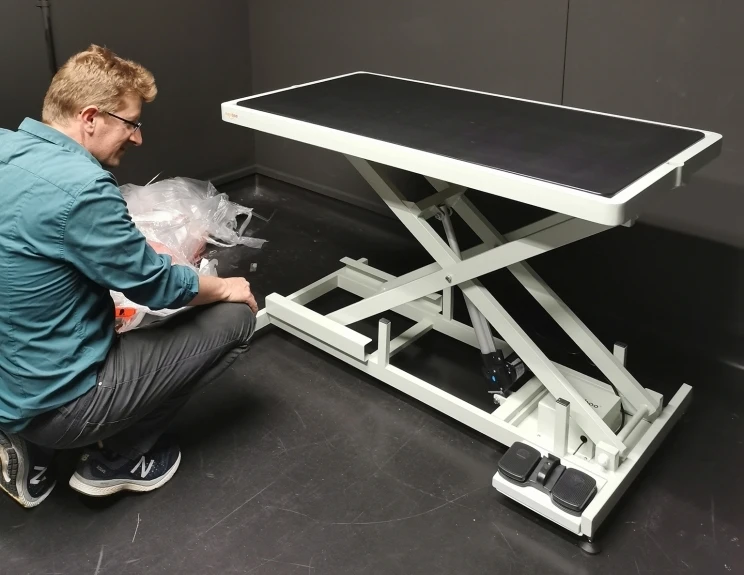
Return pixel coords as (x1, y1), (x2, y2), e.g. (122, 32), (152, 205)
(79, 106), (100, 134)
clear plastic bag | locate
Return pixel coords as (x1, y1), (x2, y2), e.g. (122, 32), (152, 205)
(112, 177), (266, 332)
(120, 177), (266, 265)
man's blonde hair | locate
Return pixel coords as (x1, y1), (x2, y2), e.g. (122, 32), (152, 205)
(42, 44), (157, 125)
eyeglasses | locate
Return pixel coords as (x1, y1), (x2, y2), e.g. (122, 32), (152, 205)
(103, 111), (142, 133)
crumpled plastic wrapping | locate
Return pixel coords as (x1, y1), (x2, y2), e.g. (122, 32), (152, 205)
(112, 177), (265, 333)
(120, 177), (266, 265)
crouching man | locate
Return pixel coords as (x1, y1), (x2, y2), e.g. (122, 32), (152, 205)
(0, 45), (257, 507)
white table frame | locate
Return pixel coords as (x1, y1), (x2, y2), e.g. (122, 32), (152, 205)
(221, 73), (721, 539)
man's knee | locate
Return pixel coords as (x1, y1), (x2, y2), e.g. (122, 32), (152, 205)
(236, 303), (257, 344)
(215, 302), (256, 345)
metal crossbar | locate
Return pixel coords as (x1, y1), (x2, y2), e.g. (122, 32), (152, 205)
(328, 157), (662, 452)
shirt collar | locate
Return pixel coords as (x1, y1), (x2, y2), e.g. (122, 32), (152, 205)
(18, 118), (102, 168)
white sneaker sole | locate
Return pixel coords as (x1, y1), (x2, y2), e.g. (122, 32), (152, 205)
(68, 452), (181, 497)
(0, 434), (55, 508)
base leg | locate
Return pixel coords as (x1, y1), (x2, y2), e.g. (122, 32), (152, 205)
(578, 537), (602, 555)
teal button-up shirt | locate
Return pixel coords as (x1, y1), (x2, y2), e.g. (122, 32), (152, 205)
(0, 119), (200, 432)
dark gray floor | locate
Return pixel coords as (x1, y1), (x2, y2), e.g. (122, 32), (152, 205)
(1, 176), (743, 574)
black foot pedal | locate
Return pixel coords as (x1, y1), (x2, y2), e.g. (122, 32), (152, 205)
(551, 468), (597, 516)
(497, 443), (597, 517)
(498, 442), (541, 484)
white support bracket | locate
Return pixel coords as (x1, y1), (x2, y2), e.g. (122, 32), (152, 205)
(327, 214), (608, 328)
(614, 342), (628, 366)
(554, 398), (570, 457)
(340, 156), (630, 453)
(377, 319), (391, 367)
(264, 293), (371, 361)
(416, 185), (467, 220)
(336, 259), (511, 354)
(452, 196), (660, 421)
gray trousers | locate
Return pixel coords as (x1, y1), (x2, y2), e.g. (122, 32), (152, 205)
(20, 302), (256, 460)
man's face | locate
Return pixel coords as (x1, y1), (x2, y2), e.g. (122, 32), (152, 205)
(87, 94), (143, 167)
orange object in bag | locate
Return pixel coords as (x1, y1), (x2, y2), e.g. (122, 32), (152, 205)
(115, 307), (138, 318)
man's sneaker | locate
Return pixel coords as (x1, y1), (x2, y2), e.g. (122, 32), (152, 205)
(0, 431), (56, 508)
(68, 441), (181, 497)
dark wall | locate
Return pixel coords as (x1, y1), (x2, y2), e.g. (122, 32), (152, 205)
(0, 0), (255, 186)
(248, 0), (570, 212)
(564, 0), (744, 247)
(547, 0), (744, 368)
(0, 2), (53, 131)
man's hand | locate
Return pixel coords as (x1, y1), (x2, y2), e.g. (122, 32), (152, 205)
(189, 275), (258, 313)
(222, 277), (258, 313)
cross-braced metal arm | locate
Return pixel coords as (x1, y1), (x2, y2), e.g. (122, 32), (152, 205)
(332, 157), (660, 455)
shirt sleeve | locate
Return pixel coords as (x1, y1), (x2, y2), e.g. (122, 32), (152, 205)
(62, 175), (200, 310)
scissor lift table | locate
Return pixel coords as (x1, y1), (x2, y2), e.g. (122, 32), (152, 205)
(221, 72), (722, 545)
